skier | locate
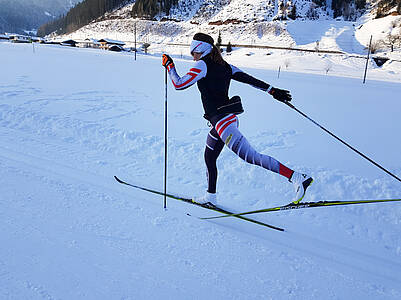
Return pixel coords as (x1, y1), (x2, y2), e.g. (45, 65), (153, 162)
(162, 32), (313, 206)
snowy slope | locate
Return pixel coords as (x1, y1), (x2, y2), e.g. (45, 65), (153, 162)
(57, 0), (401, 77)
(0, 39), (401, 299)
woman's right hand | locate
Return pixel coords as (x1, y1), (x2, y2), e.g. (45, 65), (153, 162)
(162, 54), (175, 71)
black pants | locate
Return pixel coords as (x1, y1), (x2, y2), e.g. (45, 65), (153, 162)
(204, 127), (225, 193)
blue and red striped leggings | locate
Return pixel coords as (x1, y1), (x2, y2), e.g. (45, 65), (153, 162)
(204, 114), (294, 193)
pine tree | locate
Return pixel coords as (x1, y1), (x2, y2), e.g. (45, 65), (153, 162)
(131, 0), (179, 18)
(288, 4), (297, 20)
(216, 31), (222, 50)
(355, 0), (366, 9)
(226, 42), (232, 53)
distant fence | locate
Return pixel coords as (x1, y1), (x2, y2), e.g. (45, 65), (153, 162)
(163, 42), (400, 63)
(164, 42), (345, 55)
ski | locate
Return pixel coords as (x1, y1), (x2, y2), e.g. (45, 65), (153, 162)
(201, 198), (401, 220)
(114, 176), (284, 231)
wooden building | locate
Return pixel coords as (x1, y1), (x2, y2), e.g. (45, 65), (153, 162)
(98, 38), (125, 50)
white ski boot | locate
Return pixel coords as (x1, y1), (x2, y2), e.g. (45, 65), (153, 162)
(193, 192), (217, 207)
(290, 172), (313, 204)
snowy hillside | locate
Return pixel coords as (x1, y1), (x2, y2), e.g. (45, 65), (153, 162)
(1, 33), (401, 298)
(57, 6), (401, 84)
(166, 0), (334, 23)
(56, 0), (401, 72)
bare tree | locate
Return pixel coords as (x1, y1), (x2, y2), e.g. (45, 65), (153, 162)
(384, 33), (401, 52)
(369, 40), (382, 54)
(324, 61), (332, 74)
(284, 59), (290, 69)
(142, 42), (150, 54)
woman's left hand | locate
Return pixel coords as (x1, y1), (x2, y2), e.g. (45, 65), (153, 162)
(269, 87), (292, 102)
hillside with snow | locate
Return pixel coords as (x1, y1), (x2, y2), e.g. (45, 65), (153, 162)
(51, 0), (401, 84)
(57, 0), (401, 64)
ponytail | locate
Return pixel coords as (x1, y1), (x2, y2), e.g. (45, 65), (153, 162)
(210, 45), (225, 65)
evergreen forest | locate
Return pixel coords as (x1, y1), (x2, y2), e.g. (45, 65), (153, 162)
(37, 0), (401, 37)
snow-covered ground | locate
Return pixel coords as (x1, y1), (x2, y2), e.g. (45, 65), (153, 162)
(0, 40), (401, 299)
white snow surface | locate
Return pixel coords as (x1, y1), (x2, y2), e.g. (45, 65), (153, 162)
(1, 40), (401, 299)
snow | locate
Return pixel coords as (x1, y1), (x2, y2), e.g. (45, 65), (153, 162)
(208, 0), (274, 22)
(356, 15), (401, 46)
(286, 20), (368, 54)
(0, 36), (401, 299)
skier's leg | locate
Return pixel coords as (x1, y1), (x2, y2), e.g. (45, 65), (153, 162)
(194, 128), (224, 205)
(215, 114), (293, 179)
(215, 114), (313, 203)
(204, 128), (225, 194)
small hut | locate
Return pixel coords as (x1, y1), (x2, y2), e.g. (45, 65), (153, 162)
(60, 39), (78, 47)
(98, 38), (125, 50)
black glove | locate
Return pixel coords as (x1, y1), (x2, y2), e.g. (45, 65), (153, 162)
(162, 54), (174, 71)
(269, 87), (292, 103)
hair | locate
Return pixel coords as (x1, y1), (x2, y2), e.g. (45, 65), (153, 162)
(210, 45), (225, 65)
(193, 32), (214, 45)
(193, 32), (226, 65)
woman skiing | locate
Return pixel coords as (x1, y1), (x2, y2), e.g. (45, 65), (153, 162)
(162, 33), (312, 206)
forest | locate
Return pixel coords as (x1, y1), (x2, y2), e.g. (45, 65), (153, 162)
(38, 0), (128, 36)
(37, 0), (401, 37)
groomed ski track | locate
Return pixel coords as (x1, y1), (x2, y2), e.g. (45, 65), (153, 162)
(1, 125), (401, 298)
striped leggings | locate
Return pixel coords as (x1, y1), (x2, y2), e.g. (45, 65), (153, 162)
(205, 114), (294, 193)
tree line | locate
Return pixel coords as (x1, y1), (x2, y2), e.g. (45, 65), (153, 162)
(37, 0), (127, 36)
(330, 0), (400, 20)
(131, 0), (178, 18)
(37, 0), (400, 37)
(376, 0), (401, 18)
(37, 0), (180, 36)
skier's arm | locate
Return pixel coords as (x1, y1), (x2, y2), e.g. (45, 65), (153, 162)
(231, 65), (271, 91)
(230, 65), (292, 102)
(162, 54), (207, 90)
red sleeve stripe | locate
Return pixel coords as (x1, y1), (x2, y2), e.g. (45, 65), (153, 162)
(172, 72), (198, 89)
(190, 68), (201, 73)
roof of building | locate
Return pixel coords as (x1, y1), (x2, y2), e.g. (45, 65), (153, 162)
(97, 38), (125, 46)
